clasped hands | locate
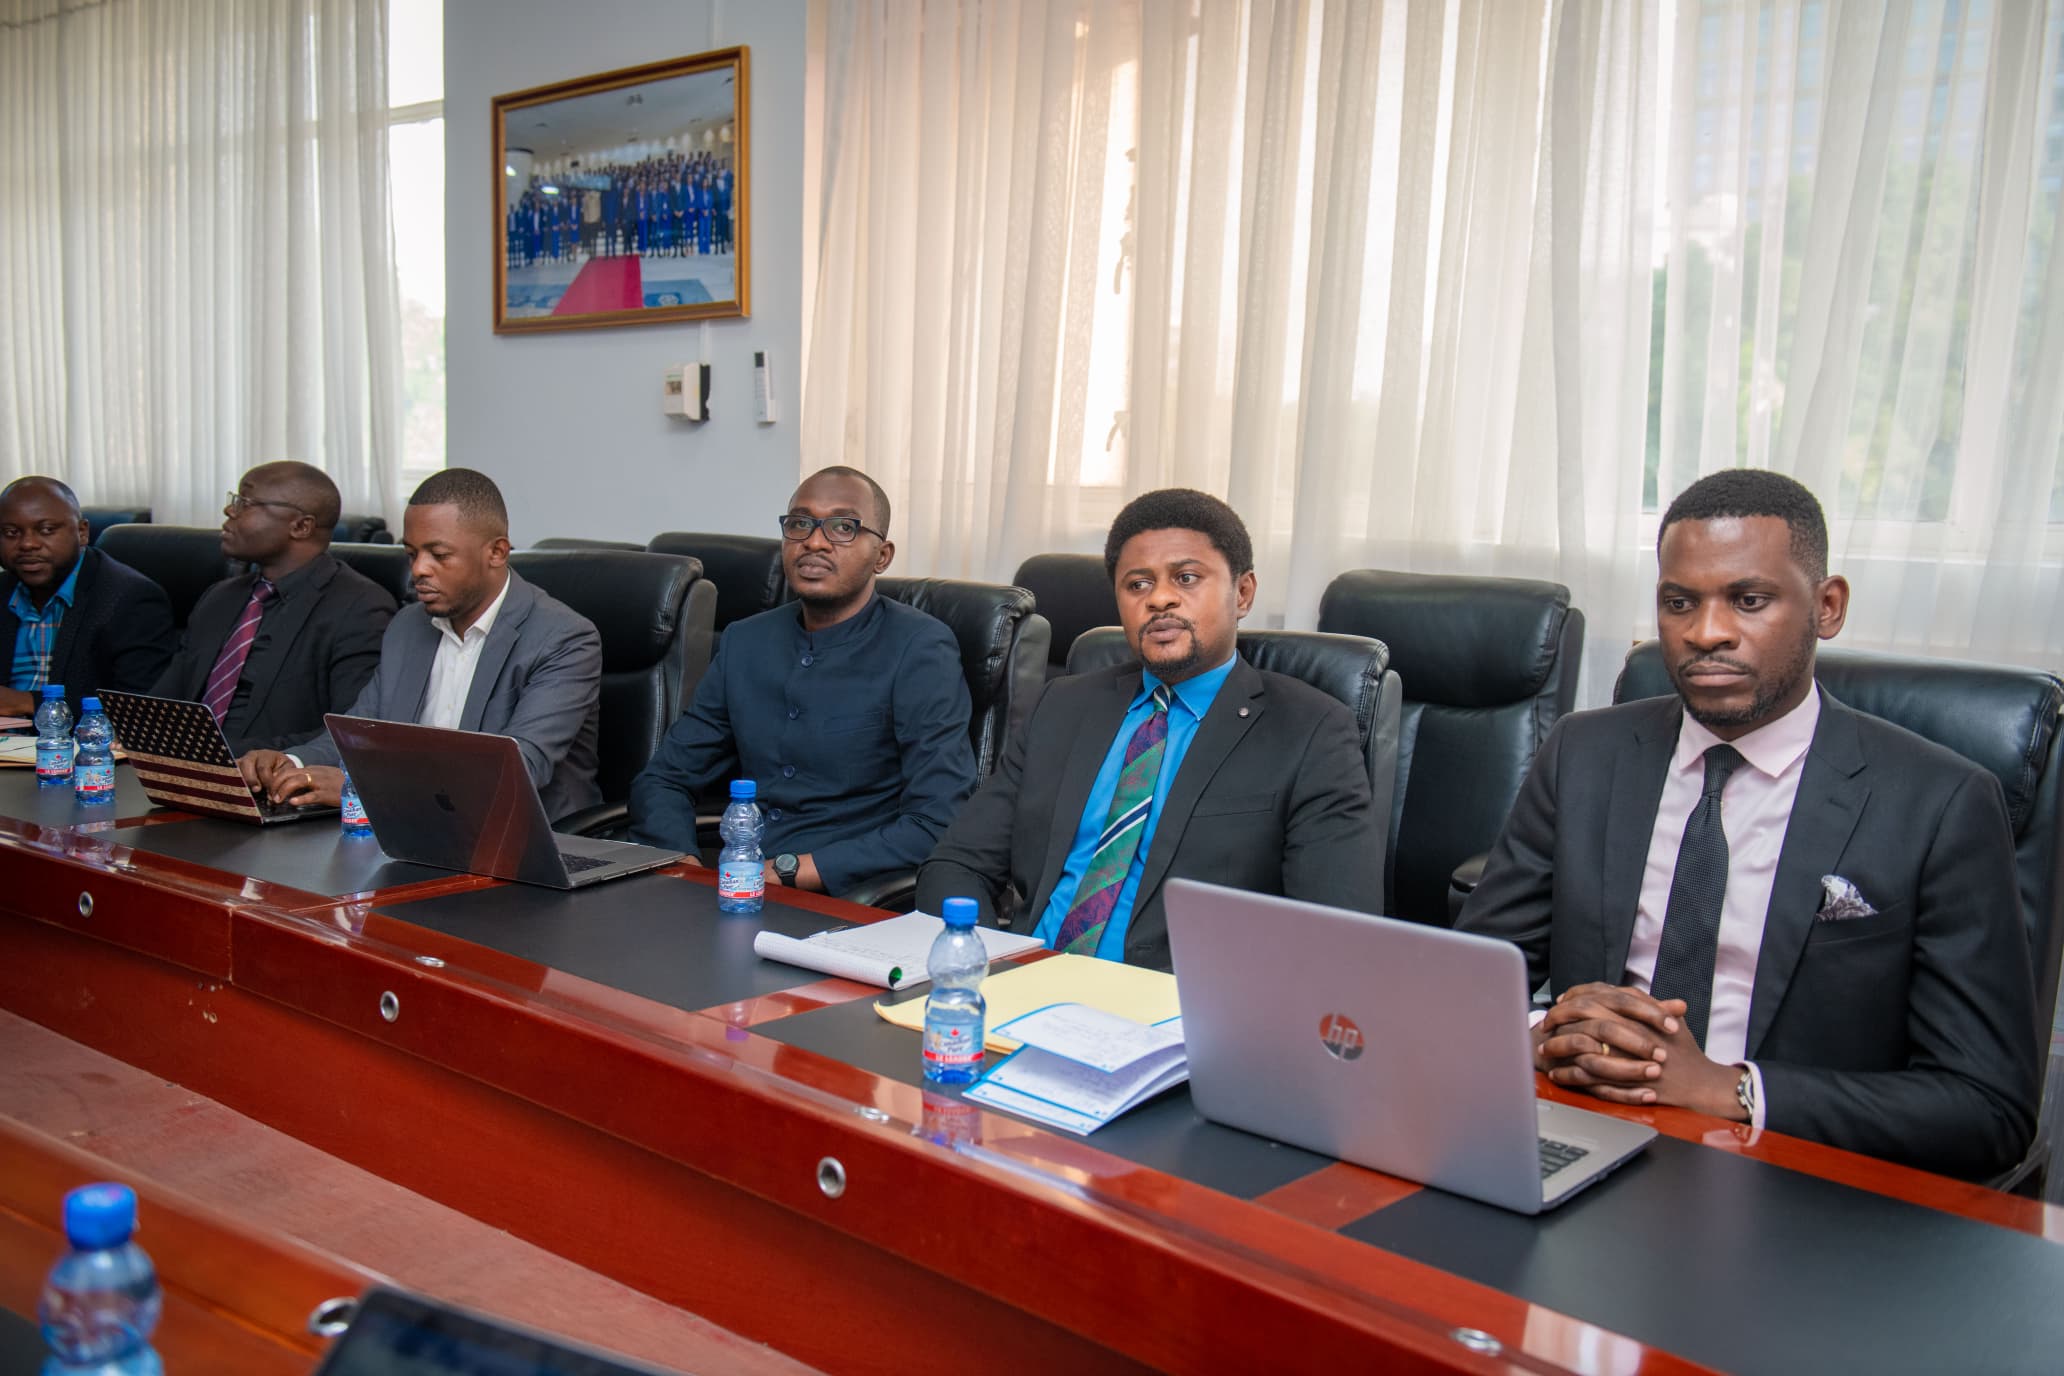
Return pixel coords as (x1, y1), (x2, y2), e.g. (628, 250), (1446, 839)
(237, 750), (344, 808)
(1533, 983), (1747, 1121)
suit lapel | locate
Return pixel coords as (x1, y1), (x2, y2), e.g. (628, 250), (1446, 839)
(240, 559), (332, 710)
(1040, 670), (1138, 897)
(1599, 697), (1680, 984)
(1745, 694), (1867, 1057)
(1132, 658), (1265, 916)
(46, 551), (96, 691)
(459, 573), (531, 731)
(394, 611), (441, 722)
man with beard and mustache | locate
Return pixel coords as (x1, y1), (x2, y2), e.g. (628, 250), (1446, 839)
(628, 466), (975, 899)
(919, 488), (1381, 971)
(1460, 469), (2037, 1181)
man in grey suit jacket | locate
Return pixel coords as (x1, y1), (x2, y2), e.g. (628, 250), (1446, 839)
(1460, 470), (2037, 1180)
(239, 469), (602, 822)
(919, 490), (1381, 970)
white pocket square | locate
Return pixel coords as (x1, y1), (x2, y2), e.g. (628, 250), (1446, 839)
(1816, 874), (1877, 922)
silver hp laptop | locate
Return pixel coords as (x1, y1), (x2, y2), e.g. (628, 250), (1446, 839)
(99, 689), (336, 825)
(1165, 878), (1655, 1214)
(326, 715), (681, 889)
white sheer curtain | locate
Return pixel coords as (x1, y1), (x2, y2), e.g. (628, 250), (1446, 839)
(0, 0), (402, 526)
(804, 0), (1657, 699)
(1656, 0), (2064, 671)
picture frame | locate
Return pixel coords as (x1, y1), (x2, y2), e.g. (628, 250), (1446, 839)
(492, 47), (750, 333)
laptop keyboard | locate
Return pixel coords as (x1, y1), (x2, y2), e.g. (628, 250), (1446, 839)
(1538, 1138), (1591, 1178)
(557, 852), (610, 874)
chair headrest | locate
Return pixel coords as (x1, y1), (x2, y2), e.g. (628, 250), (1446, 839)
(876, 576), (1036, 702)
(1318, 569), (1572, 706)
(1065, 627), (1390, 749)
(1616, 640), (2064, 834)
(506, 550), (701, 671)
(1010, 554), (1118, 661)
(328, 542), (414, 606)
(648, 532), (786, 626)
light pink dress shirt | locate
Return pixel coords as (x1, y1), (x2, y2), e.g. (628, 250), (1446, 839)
(1622, 687), (1822, 1126)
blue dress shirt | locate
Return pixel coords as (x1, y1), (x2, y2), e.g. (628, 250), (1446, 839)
(1032, 654), (1238, 960)
(9, 554), (82, 692)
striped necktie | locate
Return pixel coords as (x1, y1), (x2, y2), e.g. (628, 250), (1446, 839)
(1054, 685), (1175, 956)
(1648, 743), (1746, 1047)
(201, 578), (277, 722)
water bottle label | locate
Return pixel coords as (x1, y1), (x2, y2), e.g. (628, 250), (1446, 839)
(718, 860), (764, 901)
(36, 740), (73, 780)
(341, 793), (369, 827)
(75, 762), (116, 798)
(923, 1020), (985, 1072)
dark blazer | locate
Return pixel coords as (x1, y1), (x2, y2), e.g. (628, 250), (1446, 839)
(289, 571), (603, 821)
(1458, 690), (2039, 1181)
(152, 553), (397, 754)
(0, 547), (178, 714)
(919, 657), (1383, 970)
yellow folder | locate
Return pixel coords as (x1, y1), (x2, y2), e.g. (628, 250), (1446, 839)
(875, 953), (1181, 1053)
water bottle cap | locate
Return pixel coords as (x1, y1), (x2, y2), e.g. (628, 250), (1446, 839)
(80, 696), (102, 712)
(62, 1183), (137, 1249)
(729, 779), (756, 799)
(41, 684), (63, 699)
(941, 897), (978, 928)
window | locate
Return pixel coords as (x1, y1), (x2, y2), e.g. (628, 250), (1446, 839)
(389, 0), (446, 510)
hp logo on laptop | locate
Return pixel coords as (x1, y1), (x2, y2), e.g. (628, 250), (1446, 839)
(1318, 1012), (1364, 1061)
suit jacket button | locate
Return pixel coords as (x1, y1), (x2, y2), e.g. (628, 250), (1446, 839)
(1238, 707), (1250, 717)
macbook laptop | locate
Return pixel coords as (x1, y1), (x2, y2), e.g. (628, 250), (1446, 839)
(313, 1285), (688, 1375)
(98, 690), (337, 824)
(326, 715), (681, 889)
(1164, 878), (1655, 1214)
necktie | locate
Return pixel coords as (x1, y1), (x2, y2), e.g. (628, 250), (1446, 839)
(1054, 685), (1174, 956)
(1648, 743), (1747, 1048)
(201, 579), (277, 722)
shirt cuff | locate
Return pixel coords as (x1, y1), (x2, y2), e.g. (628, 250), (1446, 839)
(285, 753), (303, 768)
(1527, 1008), (1547, 1029)
(1746, 1060), (1768, 1132)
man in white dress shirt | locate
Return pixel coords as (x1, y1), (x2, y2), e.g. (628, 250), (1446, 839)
(239, 469), (603, 821)
(1459, 469), (2037, 1180)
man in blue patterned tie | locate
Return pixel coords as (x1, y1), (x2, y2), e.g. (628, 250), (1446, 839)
(919, 489), (1383, 970)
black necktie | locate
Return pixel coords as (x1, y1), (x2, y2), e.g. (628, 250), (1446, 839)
(1649, 743), (1746, 1048)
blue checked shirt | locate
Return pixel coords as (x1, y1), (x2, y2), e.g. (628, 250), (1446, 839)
(9, 555), (82, 692)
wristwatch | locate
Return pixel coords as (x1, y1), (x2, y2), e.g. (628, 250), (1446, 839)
(1734, 1065), (1757, 1121)
(773, 853), (800, 887)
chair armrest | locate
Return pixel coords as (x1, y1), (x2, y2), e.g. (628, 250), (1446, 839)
(557, 801), (630, 839)
(1445, 851), (1491, 926)
(839, 870), (919, 913)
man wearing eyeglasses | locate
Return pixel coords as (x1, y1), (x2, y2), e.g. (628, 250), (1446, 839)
(628, 466), (976, 898)
(0, 475), (177, 719)
(151, 463), (397, 754)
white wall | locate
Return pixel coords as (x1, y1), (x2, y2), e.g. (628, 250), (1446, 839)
(444, 0), (805, 545)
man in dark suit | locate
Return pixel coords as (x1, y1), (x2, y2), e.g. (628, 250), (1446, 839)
(1460, 469), (2038, 1181)
(919, 489), (1381, 970)
(152, 462), (395, 754)
(0, 476), (177, 718)
(238, 468), (602, 822)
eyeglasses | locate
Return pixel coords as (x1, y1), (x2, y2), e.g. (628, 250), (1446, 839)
(225, 491), (309, 517)
(777, 514), (884, 544)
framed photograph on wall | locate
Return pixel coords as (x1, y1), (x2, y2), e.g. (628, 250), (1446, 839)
(493, 47), (749, 333)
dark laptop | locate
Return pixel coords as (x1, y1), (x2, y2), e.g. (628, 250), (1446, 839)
(98, 690), (336, 824)
(312, 1285), (690, 1375)
(325, 715), (681, 889)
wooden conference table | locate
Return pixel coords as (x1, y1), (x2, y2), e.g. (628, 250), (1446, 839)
(3, 766), (2063, 1375)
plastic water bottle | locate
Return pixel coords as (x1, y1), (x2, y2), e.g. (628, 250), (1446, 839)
(72, 698), (115, 806)
(34, 685), (73, 787)
(39, 1182), (164, 1375)
(716, 779), (764, 914)
(922, 897), (988, 1084)
(339, 769), (374, 837)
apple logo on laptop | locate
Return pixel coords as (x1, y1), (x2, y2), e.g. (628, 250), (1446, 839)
(434, 792), (457, 814)
(1318, 1012), (1364, 1061)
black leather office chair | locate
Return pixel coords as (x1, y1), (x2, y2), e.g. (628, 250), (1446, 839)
(646, 532), (786, 637)
(507, 550), (716, 826)
(1613, 640), (2064, 1192)
(1063, 627), (1403, 875)
(328, 542), (414, 607)
(533, 537), (645, 551)
(1011, 553), (1117, 681)
(81, 507), (151, 546)
(335, 513), (392, 544)
(95, 525), (236, 630)
(1317, 570), (1583, 925)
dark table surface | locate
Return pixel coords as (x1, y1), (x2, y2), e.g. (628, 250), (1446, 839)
(102, 815), (446, 898)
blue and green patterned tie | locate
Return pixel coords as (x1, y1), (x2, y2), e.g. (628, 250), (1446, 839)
(1054, 685), (1174, 955)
